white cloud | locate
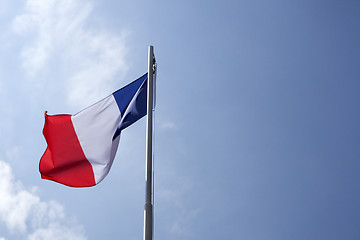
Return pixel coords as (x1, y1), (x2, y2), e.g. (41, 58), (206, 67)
(12, 0), (58, 76)
(28, 223), (86, 240)
(65, 29), (128, 108)
(0, 160), (87, 239)
(12, 0), (129, 108)
(159, 121), (178, 130)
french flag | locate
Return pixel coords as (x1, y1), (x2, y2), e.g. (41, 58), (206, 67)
(40, 73), (148, 187)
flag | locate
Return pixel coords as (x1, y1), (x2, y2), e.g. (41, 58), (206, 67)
(40, 73), (148, 187)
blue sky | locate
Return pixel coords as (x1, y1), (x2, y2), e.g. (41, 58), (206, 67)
(0, 0), (360, 239)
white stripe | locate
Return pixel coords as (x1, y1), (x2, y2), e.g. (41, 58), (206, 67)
(71, 95), (121, 184)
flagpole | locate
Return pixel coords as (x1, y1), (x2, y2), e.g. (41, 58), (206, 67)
(144, 45), (155, 240)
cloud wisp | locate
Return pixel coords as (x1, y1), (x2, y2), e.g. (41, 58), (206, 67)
(12, 0), (129, 108)
(0, 160), (87, 240)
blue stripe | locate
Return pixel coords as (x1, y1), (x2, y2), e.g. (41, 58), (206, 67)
(112, 73), (148, 139)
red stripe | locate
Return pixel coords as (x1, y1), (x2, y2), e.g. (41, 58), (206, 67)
(39, 112), (96, 187)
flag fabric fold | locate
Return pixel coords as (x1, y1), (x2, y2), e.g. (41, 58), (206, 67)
(40, 73), (148, 187)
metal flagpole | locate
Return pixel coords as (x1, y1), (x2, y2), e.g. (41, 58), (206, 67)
(144, 45), (155, 240)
